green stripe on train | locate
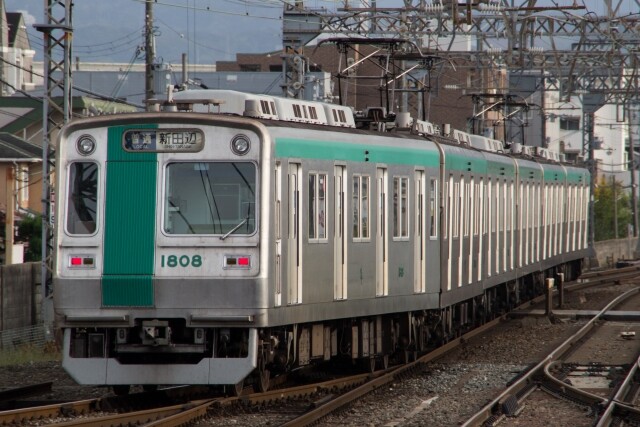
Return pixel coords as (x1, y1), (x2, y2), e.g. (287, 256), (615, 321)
(102, 125), (157, 307)
(275, 137), (440, 167)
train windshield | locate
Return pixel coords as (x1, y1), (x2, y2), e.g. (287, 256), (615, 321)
(164, 162), (257, 236)
(66, 162), (98, 235)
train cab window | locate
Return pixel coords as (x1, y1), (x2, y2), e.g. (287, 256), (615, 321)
(66, 162), (98, 235)
(164, 162), (257, 236)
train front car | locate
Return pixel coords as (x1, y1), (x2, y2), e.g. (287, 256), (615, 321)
(54, 113), (268, 392)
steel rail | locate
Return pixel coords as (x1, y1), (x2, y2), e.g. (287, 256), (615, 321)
(0, 398), (98, 424)
(462, 286), (640, 427)
(595, 355), (640, 426)
(0, 382), (52, 402)
(51, 399), (216, 427)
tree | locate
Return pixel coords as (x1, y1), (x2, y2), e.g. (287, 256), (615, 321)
(593, 177), (633, 241)
(16, 214), (42, 262)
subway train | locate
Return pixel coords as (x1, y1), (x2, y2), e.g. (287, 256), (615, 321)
(54, 89), (590, 394)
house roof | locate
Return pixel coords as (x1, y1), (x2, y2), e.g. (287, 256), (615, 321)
(0, 132), (41, 161)
(0, 95), (139, 134)
(6, 13), (22, 47)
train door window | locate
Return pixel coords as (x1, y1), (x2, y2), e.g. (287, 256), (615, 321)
(464, 179), (470, 238)
(443, 179), (450, 239)
(308, 172), (328, 242)
(275, 162), (282, 307)
(458, 177), (464, 286)
(552, 184), (558, 256)
(414, 170), (426, 293)
(376, 167), (388, 297)
(452, 180), (460, 238)
(478, 178), (484, 282)
(288, 163), (302, 304)
(429, 178), (438, 239)
(498, 180), (503, 272)
(503, 180), (508, 272)
(509, 181), (515, 270)
(568, 185), (574, 251)
(468, 177), (474, 285)
(334, 165), (347, 300)
(583, 185), (589, 249)
(393, 176), (409, 239)
(487, 178), (492, 278)
(352, 174), (370, 241)
(543, 184), (548, 259)
(66, 162), (98, 235)
(524, 182), (529, 265)
(446, 175), (453, 290)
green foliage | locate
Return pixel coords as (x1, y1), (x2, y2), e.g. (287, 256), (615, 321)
(16, 214), (42, 262)
(0, 344), (60, 367)
(594, 177), (634, 241)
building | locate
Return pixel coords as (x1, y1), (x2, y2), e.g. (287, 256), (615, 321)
(0, 4), (35, 95)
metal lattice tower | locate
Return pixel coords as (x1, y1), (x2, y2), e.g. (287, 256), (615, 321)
(282, 0), (640, 253)
(34, 0), (73, 322)
(282, 0), (640, 101)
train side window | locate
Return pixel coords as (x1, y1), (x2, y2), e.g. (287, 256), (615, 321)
(352, 174), (370, 241)
(66, 162), (98, 235)
(308, 172), (328, 241)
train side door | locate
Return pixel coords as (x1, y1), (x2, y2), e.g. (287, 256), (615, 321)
(288, 163), (302, 304)
(376, 167), (388, 296)
(334, 165), (347, 300)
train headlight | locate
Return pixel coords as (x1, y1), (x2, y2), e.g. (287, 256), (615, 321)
(231, 134), (251, 156)
(76, 135), (96, 155)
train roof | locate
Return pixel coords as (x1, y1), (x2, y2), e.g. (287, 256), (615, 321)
(161, 89), (573, 166)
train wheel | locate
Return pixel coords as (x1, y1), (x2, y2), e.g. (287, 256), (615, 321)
(256, 367), (270, 392)
(255, 350), (271, 392)
(382, 354), (389, 370)
(232, 378), (245, 396)
(363, 357), (376, 373)
(112, 385), (130, 396)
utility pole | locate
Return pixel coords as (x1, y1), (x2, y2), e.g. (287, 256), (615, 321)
(145, 0), (155, 108)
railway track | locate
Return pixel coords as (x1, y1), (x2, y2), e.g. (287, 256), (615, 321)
(2, 266), (635, 427)
(463, 283), (640, 426)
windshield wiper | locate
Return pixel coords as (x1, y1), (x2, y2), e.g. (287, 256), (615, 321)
(220, 217), (249, 240)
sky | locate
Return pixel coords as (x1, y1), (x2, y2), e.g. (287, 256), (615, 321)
(7, 1), (634, 68)
(7, 0), (286, 65)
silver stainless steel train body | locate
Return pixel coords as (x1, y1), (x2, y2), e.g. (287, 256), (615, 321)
(54, 112), (590, 387)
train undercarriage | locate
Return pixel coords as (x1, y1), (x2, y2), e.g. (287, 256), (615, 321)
(66, 260), (581, 395)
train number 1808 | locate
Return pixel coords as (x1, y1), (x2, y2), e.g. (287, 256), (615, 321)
(160, 254), (202, 268)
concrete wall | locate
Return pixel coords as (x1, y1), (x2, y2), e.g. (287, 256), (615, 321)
(593, 238), (639, 269)
(0, 262), (40, 331)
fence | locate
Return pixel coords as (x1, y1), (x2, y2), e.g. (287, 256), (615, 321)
(0, 322), (54, 351)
